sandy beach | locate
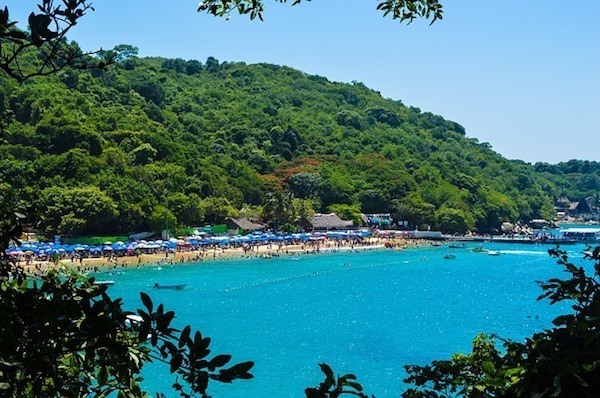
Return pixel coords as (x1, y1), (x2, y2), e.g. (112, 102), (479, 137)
(22, 237), (428, 275)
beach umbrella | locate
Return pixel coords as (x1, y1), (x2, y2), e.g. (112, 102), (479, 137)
(103, 246), (113, 251)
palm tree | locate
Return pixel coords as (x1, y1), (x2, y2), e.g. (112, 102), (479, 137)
(292, 198), (316, 230)
(262, 191), (294, 231)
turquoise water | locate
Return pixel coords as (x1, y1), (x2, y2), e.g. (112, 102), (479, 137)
(102, 243), (588, 397)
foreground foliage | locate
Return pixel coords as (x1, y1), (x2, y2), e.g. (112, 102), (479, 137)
(197, 0), (443, 25)
(0, 213), (253, 398)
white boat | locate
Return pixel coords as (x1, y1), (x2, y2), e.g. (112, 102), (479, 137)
(488, 251), (500, 256)
(125, 314), (144, 324)
(94, 280), (115, 286)
(559, 228), (600, 243)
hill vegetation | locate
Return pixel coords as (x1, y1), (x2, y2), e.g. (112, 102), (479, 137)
(0, 49), (597, 236)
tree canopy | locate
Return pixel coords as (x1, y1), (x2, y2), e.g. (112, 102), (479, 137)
(197, 0), (443, 24)
(0, 54), (583, 235)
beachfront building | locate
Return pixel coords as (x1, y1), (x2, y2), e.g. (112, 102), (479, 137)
(308, 213), (354, 231)
(225, 217), (265, 235)
(567, 197), (599, 221)
(362, 213), (393, 228)
(554, 196), (599, 222)
(554, 196), (572, 213)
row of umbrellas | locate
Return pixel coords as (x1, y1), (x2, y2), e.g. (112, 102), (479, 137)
(7, 230), (372, 256)
(7, 238), (182, 256)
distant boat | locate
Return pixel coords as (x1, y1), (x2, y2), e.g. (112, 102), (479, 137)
(469, 245), (488, 253)
(556, 228), (600, 243)
(154, 283), (187, 290)
(488, 251), (500, 256)
(125, 314), (144, 324)
(94, 280), (115, 286)
(443, 254), (456, 259)
(448, 243), (466, 249)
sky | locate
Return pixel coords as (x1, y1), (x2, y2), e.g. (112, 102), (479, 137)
(7, 1), (600, 163)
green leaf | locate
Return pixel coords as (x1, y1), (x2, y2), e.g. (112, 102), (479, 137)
(209, 354), (231, 370)
(319, 362), (335, 382)
(140, 292), (153, 313)
(98, 366), (108, 385)
(481, 360), (495, 374)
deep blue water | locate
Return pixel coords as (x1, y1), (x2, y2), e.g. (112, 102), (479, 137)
(101, 243), (588, 397)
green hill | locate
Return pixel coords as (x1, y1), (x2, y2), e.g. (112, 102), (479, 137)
(0, 53), (596, 236)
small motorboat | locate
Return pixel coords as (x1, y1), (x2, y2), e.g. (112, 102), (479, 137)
(94, 280), (115, 286)
(488, 251), (500, 256)
(153, 283), (187, 290)
(443, 254), (456, 259)
(448, 243), (466, 249)
(125, 314), (144, 325)
(469, 245), (487, 253)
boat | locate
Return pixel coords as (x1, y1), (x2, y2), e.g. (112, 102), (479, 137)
(535, 236), (577, 245)
(448, 243), (466, 249)
(153, 283), (187, 290)
(469, 245), (488, 253)
(125, 314), (144, 324)
(557, 228), (600, 243)
(487, 251), (500, 256)
(443, 254), (456, 259)
(94, 280), (115, 286)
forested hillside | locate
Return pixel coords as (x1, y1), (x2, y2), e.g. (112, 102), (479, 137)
(0, 51), (594, 236)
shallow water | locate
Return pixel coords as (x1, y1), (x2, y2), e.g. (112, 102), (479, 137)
(101, 243), (587, 397)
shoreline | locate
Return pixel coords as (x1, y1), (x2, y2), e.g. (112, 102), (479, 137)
(24, 237), (433, 275)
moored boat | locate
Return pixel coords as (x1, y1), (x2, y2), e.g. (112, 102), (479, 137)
(557, 228), (600, 243)
(94, 280), (115, 286)
(153, 283), (187, 290)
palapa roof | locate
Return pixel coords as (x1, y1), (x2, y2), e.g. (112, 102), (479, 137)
(309, 213), (354, 230)
(227, 217), (264, 231)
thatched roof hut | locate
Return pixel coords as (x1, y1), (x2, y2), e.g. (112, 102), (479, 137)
(308, 213), (353, 231)
(226, 218), (264, 233)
